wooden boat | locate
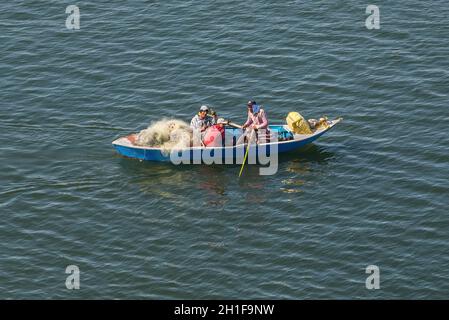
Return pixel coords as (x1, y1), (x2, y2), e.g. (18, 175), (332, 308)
(112, 118), (341, 163)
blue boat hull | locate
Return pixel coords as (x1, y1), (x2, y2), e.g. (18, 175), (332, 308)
(112, 120), (340, 163)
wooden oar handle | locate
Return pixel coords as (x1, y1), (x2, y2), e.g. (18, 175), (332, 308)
(227, 121), (243, 129)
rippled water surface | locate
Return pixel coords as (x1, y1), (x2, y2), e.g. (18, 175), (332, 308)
(1, 1), (449, 299)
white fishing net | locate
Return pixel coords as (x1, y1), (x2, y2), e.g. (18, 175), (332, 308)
(134, 119), (193, 151)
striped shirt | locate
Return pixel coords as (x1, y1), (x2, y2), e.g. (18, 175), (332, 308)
(190, 114), (214, 130)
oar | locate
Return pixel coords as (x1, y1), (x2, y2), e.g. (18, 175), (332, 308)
(238, 129), (256, 178)
(226, 121), (243, 129)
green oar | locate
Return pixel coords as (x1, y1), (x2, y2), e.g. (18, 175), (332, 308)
(238, 129), (256, 178)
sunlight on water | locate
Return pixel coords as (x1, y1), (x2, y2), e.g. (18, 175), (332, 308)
(1, 0), (449, 299)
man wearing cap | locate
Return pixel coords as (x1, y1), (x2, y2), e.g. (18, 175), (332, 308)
(241, 100), (270, 143)
(242, 101), (269, 131)
(190, 105), (214, 132)
(203, 118), (228, 147)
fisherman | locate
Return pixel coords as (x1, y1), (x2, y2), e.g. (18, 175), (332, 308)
(203, 118), (227, 147)
(242, 101), (269, 131)
(215, 118), (227, 138)
(242, 100), (270, 143)
(190, 105), (214, 132)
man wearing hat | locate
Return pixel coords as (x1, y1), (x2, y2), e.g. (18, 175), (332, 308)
(242, 100), (270, 143)
(242, 100), (269, 131)
(190, 105), (214, 132)
(203, 118), (228, 147)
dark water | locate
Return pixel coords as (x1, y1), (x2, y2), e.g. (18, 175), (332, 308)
(1, 1), (449, 299)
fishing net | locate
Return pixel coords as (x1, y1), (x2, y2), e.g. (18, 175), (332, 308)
(135, 119), (192, 151)
(286, 112), (313, 134)
(287, 112), (331, 134)
(308, 117), (330, 131)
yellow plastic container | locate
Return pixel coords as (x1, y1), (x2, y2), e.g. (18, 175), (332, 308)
(286, 112), (313, 134)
